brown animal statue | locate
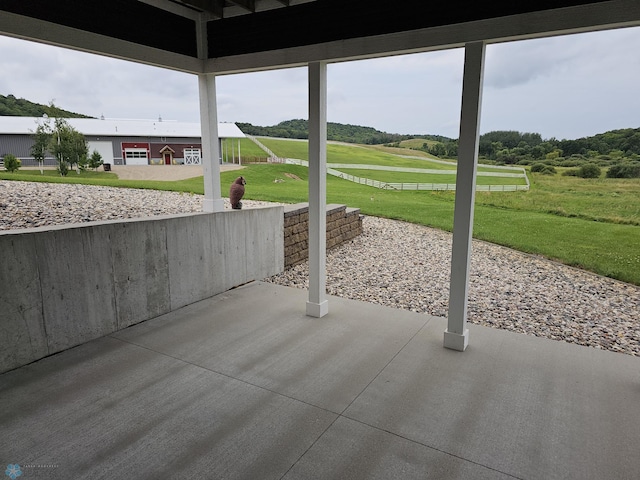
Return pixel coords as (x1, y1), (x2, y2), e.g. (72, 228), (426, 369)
(230, 176), (246, 209)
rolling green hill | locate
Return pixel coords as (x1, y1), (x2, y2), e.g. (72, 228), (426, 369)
(236, 119), (452, 145)
(0, 94), (93, 118)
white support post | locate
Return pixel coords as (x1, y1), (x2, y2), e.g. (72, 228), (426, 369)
(444, 41), (486, 351)
(198, 73), (224, 212)
(196, 13), (223, 212)
(306, 61), (329, 318)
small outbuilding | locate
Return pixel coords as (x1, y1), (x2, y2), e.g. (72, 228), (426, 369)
(0, 116), (245, 166)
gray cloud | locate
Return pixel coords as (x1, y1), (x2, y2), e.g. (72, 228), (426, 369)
(1, 26), (639, 140)
(485, 27), (640, 89)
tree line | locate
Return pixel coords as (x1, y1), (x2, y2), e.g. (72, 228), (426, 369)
(415, 129), (640, 178)
(236, 119), (450, 145)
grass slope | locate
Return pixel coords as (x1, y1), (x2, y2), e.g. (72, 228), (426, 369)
(221, 165), (639, 286)
(259, 137), (520, 173)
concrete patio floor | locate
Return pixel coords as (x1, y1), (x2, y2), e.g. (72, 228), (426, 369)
(1, 281), (638, 479)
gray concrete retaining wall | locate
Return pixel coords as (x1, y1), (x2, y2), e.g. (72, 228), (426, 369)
(0, 207), (284, 373)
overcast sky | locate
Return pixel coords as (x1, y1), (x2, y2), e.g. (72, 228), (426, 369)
(0, 25), (639, 140)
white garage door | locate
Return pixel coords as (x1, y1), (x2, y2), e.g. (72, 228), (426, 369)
(87, 141), (114, 164)
(124, 148), (149, 166)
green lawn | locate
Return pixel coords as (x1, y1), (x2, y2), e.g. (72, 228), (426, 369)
(259, 137), (456, 168)
(398, 138), (440, 150)
(365, 143), (438, 158)
(476, 171), (640, 225)
(235, 137), (270, 159)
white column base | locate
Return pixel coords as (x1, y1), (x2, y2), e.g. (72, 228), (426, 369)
(444, 329), (469, 352)
(306, 300), (329, 318)
(202, 198), (225, 213)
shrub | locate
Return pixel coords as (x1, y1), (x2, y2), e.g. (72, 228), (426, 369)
(562, 169), (579, 177)
(531, 163), (556, 175)
(3, 154), (21, 172)
(578, 163), (601, 179)
(606, 163), (640, 178)
(57, 160), (69, 176)
(559, 158), (584, 167)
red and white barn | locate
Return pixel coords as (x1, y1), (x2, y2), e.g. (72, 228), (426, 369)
(0, 116), (245, 166)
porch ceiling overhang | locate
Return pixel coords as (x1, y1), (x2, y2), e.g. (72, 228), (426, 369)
(0, 1), (639, 75)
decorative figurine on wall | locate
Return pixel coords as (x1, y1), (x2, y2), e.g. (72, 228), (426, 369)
(230, 176), (246, 210)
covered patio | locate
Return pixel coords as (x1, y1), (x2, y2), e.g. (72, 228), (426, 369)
(1, 0), (639, 349)
(2, 281), (638, 478)
(1, 1), (639, 478)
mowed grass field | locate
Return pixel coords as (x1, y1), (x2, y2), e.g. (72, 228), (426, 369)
(258, 137), (516, 173)
(2, 138), (639, 286)
(333, 169), (522, 186)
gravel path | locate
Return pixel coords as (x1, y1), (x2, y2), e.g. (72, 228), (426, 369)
(2, 180), (638, 356)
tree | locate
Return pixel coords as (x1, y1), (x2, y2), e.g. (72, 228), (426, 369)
(88, 150), (103, 170)
(49, 116), (87, 176)
(558, 138), (588, 157)
(496, 148), (518, 164)
(428, 143), (447, 157)
(70, 129), (88, 173)
(30, 120), (52, 174)
(3, 154), (21, 172)
(446, 141), (458, 157)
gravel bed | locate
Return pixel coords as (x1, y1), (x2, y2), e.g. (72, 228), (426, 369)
(0, 180), (276, 229)
(267, 217), (640, 357)
(2, 180), (638, 356)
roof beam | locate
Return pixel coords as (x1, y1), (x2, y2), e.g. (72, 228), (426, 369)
(180, 0), (224, 18)
(229, 0), (256, 13)
(137, 0), (201, 20)
(206, 0), (640, 74)
(0, 11), (203, 73)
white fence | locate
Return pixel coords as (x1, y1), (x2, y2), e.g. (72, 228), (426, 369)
(283, 158), (530, 191)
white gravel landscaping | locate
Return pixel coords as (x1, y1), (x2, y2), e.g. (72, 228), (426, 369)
(2, 180), (638, 356)
(268, 216), (639, 356)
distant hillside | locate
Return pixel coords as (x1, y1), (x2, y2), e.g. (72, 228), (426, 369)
(236, 119), (452, 145)
(0, 94), (93, 118)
